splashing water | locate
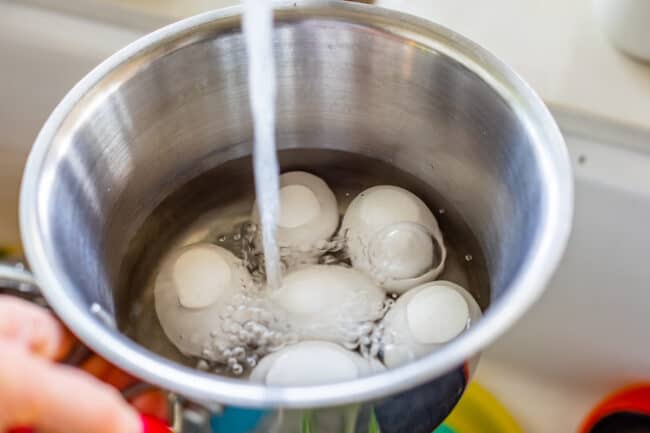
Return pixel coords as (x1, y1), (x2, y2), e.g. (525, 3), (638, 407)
(242, 0), (282, 290)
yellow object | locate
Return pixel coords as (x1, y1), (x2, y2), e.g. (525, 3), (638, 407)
(0, 244), (20, 260)
(441, 382), (523, 433)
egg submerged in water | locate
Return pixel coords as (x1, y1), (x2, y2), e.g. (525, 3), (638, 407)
(154, 243), (254, 358)
(380, 280), (482, 368)
(153, 174), (481, 382)
(341, 185), (446, 294)
(270, 264), (385, 345)
(249, 341), (384, 386)
(252, 171), (339, 249)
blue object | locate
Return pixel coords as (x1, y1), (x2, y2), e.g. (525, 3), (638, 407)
(210, 407), (269, 433)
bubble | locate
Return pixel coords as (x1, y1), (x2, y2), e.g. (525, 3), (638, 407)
(382, 298), (396, 314)
(258, 310), (273, 323)
(465, 254), (473, 262)
(238, 330), (252, 343)
(357, 322), (374, 335)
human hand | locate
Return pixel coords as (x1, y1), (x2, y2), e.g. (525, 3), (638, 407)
(0, 295), (141, 433)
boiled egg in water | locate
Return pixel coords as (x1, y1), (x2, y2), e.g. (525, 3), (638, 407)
(270, 264), (385, 344)
(341, 185), (446, 293)
(154, 243), (254, 358)
(252, 171), (339, 249)
(250, 341), (384, 386)
(380, 280), (482, 368)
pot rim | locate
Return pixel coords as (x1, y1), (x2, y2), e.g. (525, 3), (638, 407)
(19, 0), (573, 408)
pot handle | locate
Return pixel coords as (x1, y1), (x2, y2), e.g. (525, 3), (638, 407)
(0, 261), (42, 301)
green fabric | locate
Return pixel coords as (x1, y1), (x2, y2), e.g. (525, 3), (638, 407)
(434, 424), (457, 433)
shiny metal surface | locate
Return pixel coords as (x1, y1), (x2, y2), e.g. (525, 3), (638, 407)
(0, 263), (44, 305)
(0, 262), (38, 287)
(17, 0), (572, 410)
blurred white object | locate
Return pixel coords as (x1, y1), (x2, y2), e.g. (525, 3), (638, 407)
(594, 0), (650, 62)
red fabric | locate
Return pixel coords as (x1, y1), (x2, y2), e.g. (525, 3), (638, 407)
(131, 390), (169, 421)
(8, 416), (171, 433)
(141, 414), (172, 433)
(579, 384), (650, 433)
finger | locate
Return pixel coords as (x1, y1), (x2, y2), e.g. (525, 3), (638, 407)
(0, 343), (141, 433)
(53, 328), (76, 362)
(0, 295), (63, 359)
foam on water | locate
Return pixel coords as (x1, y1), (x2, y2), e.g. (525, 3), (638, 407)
(242, 0), (282, 290)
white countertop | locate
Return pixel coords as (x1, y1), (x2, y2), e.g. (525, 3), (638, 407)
(378, 0), (650, 131)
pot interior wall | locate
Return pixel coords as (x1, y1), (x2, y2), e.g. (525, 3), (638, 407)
(36, 11), (543, 329)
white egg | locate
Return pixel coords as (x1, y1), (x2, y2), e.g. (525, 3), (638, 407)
(340, 185), (446, 293)
(270, 265), (385, 344)
(249, 341), (384, 386)
(154, 243), (254, 357)
(381, 280), (481, 368)
(252, 171), (339, 249)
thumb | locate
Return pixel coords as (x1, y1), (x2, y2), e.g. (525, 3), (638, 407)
(0, 295), (64, 359)
(0, 342), (141, 433)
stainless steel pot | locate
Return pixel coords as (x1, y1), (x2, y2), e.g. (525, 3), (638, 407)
(0, 1), (572, 431)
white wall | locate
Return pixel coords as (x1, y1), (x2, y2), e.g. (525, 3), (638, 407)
(0, 2), (142, 246)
